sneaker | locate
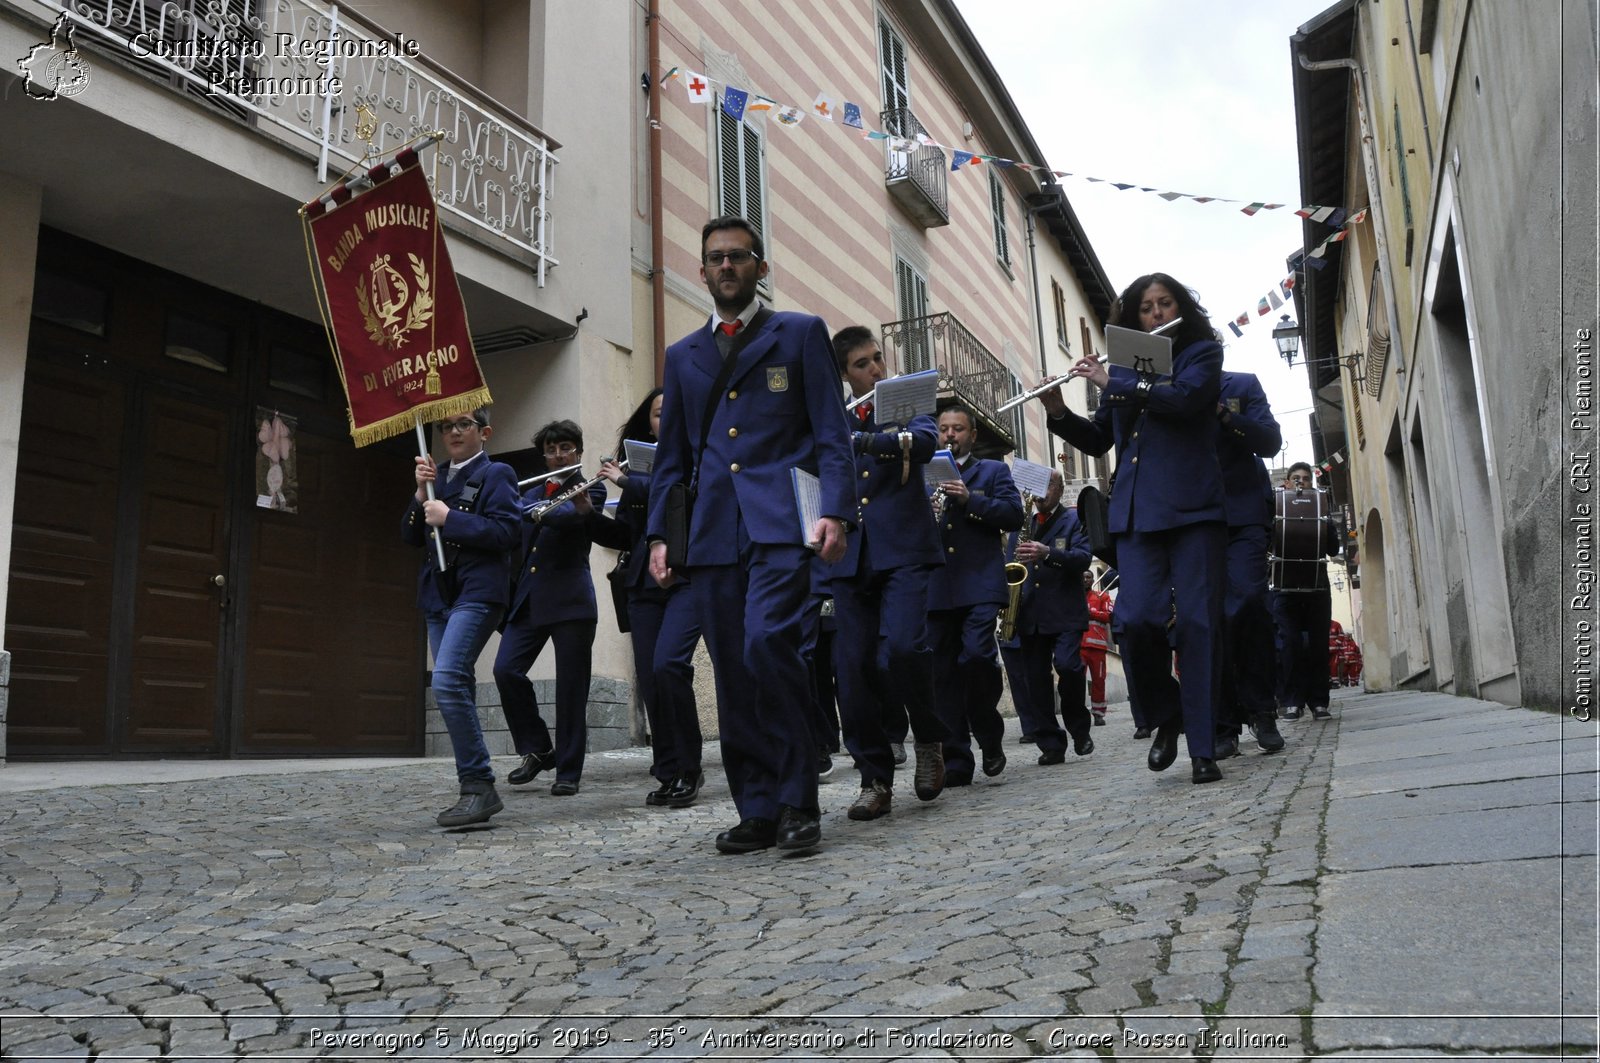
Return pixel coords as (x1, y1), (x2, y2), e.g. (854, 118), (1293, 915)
(1214, 733), (1239, 760)
(1280, 707), (1303, 720)
(817, 753), (836, 781)
(847, 778), (892, 820)
(890, 742), (907, 766)
(1310, 706), (1333, 720)
(437, 782), (503, 827)
(508, 750), (555, 785)
(1249, 714), (1286, 753)
(912, 742), (945, 801)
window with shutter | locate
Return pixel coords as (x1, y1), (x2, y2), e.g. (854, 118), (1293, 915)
(879, 16), (909, 112)
(895, 256), (930, 373)
(715, 93), (769, 290)
(989, 170), (1011, 270)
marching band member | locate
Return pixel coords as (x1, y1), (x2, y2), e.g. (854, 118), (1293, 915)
(647, 217), (855, 855)
(927, 404), (1025, 786)
(999, 470), (1095, 767)
(403, 408), (520, 827)
(1214, 371), (1287, 756)
(1040, 272), (1230, 784)
(828, 327), (952, 822)
(494, 420), (625, 797)
(601, 390), (706, 808)
(1273, 462), (1340, 721)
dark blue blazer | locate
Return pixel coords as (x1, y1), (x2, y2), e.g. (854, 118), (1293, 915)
(1003, 504), (1093, 634)
(1217, 371), (1282, 529)
(1047, 338), (1227, 534)
(505, 476), (612, 626)
(926, 456), (1025, 609)
(614, 469), (662, 595)
(831, 410), (943, 578)
(647, 310), (857, 564)
(401, 453), (520, 612)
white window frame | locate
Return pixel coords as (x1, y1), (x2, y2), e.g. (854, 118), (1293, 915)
(714, 92), (771, 297)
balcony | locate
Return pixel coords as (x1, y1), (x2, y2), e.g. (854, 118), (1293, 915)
(880, 107), (948, 228)
(31, 0), (558, 282)
(881, 312), (1015, 452)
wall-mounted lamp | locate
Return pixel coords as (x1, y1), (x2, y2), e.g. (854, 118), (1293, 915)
(1272, 314), (1302, 365)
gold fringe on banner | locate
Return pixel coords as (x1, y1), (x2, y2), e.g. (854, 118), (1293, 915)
(348, 388), (494, 448)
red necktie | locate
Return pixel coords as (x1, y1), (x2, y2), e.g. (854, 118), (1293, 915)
(545, 480), (560, 497)
(1035, 512), (1048, 527)
(718, 320), (741, 337)
(856, 402), (873, 423)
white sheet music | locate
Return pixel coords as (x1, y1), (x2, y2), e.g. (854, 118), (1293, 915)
(1009, 458), (1054, 498)
(1105, 324), (1173, 376)
(871, 369), (939, 426)
(924, 449), (960, 491)
(622, 439), (656, 473)
(791, 467), (823, 551)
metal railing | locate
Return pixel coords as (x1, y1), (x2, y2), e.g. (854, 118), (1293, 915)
(881, 311), (1014, 449)
(31, 0), (558, 282)
(880, 106), (947, 226)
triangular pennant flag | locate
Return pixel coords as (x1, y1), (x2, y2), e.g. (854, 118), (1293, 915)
(660, 66), (680, 84)
(1329, 229), (1349, 243)
(747, 95), (777, 113)
(969, 155), (985, 166)
(842, 101), (863, 128)
(1347, 208), (1369, 225)
(1268, 290), (1284, 311)
(951, 150), (973, 170)
(1191, 196), (1216, 204)
(1326, 208), (1348, 226)
(811, 92), (835, 120)
(993, 157), (1015, 168)
(1294, 205), (1320, 219)
(1241, 202), (1267, 216)
(863, 129), (889, 140)
(721, 86), (749, 122)
(1234, 311), (1251, 327)
(1112, 182), (1137, 191)
(1158, 191), (1185, 201)
(1228, 321), (1244, 338)
(775, 105), (804, 127)
(1263, 203), (1285, 210)
(1258, 295), (1273, 316)
(1017, 163), (1036, 172)
(1280, 278), (1296, 300)
(1310, 206), (1336, 223)
(683, 70), (710, 104)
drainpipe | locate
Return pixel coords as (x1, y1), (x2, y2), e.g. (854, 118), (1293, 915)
(1401, 0), (1435, 169)
(647, 0), (666, 386)
(1024, 205), (1048, 377)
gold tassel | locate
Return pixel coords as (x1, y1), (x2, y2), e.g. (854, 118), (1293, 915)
(424, 366), (442, 395)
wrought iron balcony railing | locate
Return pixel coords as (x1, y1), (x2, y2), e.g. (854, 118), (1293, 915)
(880, 312), (1014, 450)
(33, 0), (558, 282)
(880, 107), (948, 228)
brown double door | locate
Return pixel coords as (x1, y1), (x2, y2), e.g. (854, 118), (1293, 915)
(7, 351), (423, 757)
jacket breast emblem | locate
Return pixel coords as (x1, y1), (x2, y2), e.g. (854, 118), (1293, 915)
(766, 367), (789, 392)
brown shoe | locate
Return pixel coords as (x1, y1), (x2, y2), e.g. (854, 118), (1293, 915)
(847, 779), (892, 820)
(912, 742), (945, 801)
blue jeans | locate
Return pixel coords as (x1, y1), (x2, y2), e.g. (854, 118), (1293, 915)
(426, 601), (502, 784)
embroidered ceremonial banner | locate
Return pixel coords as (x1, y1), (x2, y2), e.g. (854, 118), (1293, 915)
(304, 157), (489, 446)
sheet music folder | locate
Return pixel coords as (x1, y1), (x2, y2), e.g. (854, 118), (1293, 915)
(622, 439), (656, 473)
(791, 468), (823, 551)
(1105, 324), (1174, 377)
(870, 369), (939, 426)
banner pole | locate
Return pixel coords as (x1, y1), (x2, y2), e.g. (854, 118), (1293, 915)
(416, 417), (448, 573)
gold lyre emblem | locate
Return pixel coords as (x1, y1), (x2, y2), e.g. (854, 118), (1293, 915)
(356, 252), (434, 349)
(353, 103), (378, 145)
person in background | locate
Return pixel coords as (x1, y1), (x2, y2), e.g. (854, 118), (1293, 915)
(1274, 462), (1340, 721)
(402, 408), (520, 827)
(1081, 569), (1113, 726)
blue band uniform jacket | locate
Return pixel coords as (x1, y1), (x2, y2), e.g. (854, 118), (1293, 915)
(831, 410), (943, 578)
(647, 310), (857, 563)
(1046, 338), (1227, 534)
(1001, 504), (1093, 637)
(1216, 371), (1283, 529)
(401, 455), (520, 611)
(925, 456), (1025, 609)
(506, 476), (619, 626)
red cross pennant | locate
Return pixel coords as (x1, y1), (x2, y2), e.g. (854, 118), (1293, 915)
(689, 77), (706, 94)
(814, 100), (830, 117)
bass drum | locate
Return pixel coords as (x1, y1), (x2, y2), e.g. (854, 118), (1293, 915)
(1270, 487), (1330, 591)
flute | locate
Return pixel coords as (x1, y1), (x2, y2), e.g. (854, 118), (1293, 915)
(996, 373), (1074, 414)
(517, 462), (583, 489)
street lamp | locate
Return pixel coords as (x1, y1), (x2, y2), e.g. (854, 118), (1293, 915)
(1272, 314), (1302, 366)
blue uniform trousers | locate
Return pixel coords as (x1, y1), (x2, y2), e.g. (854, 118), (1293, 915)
(1220, 523), (1277, 731)
(1000, 642), (1036, 740)
(493, 618), (595, 783)
(630, 585), (703, 783)
(929, 604), (1006, 779)
(1019, 630), (1091, 754)
(832, 564), (950, 786)
(1276, 586), (1332, 711)
(689, 532), (818, 820)
(1115, 522), (1226, 759)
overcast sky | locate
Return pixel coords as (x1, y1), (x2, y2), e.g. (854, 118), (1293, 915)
(954, 0), (1341, 469)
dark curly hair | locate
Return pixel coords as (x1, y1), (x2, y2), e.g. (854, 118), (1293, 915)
(1110, 273), (1222, 349)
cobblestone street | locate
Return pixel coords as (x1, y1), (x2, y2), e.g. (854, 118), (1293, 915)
(1, 689), (1594, 1060)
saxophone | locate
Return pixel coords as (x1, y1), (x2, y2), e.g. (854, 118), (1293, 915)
(999, 491), (1036, 641)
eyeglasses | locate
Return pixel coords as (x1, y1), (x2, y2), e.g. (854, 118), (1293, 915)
(543, 443), (579, 457)
(439, 420), (482, 434)
(702, 249), (759, 267)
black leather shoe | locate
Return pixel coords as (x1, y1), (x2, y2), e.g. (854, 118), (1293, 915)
(1037, 748), (1065, 766)
(550, 780), (579, 796)
(661, 771), (704, 809)
(645, 779), (675, 806)
(775, 806), (821, 852)
(437, 781), (503, 828)
(1132, 727), (1153, 740)
(981, 749), (1007, 777)
(508, 750), (555, 786)
(1148, 725), (1180, 772)
(1310, 706), (1333, 720)
(1018, 733), (1037, 745)
(1073, 735), (1095, 757)
(1214, 733), (1239, 760)
(715, 817), (778, 853)
(1192, 757), (1223, 784)
(1250, 714), (1286, 753)
(1092, 714), (1106, 726)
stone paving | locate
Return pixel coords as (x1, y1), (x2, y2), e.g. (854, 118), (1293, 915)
(0, 689), (1594, 1060)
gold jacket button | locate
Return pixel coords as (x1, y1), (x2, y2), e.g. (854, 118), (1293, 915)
(728, 390), (738, 400)
(947, 546), (956, 553)
(861, 469), (870, 478)
(730, 463), (741, 473)
(861, 497), (870, 505)
(1131, 456), (1139, 464)
(529, 566), (538, 574)
(728, 427), (739, 438)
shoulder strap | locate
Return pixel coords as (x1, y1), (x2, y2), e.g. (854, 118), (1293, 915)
(693, 306), (772, 488)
